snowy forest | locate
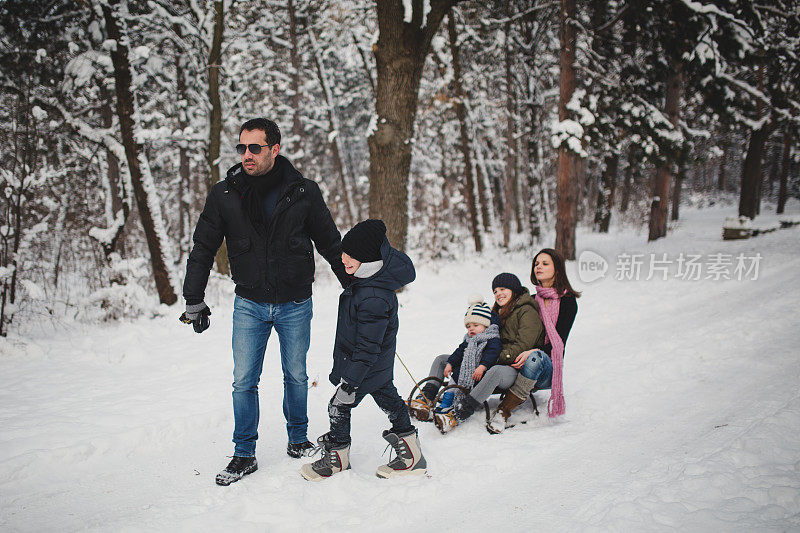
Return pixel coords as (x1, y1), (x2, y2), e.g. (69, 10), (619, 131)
(1, 0), (799, 336)
(4, 2), (800, 530)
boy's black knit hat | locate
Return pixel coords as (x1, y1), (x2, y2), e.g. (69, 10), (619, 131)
(492, 272), (523, 295)
(341, 219), (386, 262)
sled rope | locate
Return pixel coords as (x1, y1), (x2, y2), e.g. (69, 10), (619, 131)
(394, 351), (418, 385)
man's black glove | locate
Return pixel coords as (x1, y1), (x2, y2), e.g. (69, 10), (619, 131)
(179, 302), (211, 333)
(331, 380), (356, 407)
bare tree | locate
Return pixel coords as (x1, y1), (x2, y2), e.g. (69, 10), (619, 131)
(206, 0), (230, 275)
(738, 125), (768, 219)
(98, 84), (129, 256)
(309, 29), (358, 226)
(447, 12), (481, 252)
(671, 152), (686, 221)
(717, 137), (728, 191)
(648, 55), (683, 241)
(368, 0), (458, 251)
(777, 128), (791, 214)
(554, 0), (579, 259)
(101, 0), (177, 305)
(593, 155), (618, 232)
(502, 4), (516, 248)
(174, 23), (191, 258)
(287, 0), (306, 169)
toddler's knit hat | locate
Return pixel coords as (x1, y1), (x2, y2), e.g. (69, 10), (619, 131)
(464, 294), (492, 327)
(341, 219), (386, 263)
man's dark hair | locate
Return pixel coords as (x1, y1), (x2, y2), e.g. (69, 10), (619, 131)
(239, 118), (281, 146)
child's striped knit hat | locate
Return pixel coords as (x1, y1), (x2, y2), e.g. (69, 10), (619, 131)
(464, 295), (492, 327)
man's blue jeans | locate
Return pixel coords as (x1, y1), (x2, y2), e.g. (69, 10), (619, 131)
(519, 349), (553, 389)
(231, 295), (312, 457)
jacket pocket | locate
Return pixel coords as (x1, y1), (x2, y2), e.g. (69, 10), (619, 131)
(227, 237), (258, 287)
(288, 236), (312, 254)
(227, 237), (251, 257)
(284, 240), (315, 286)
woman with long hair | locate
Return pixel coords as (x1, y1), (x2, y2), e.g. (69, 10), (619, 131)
(487, 248), (580, 433)
(411, 273), (545, 433)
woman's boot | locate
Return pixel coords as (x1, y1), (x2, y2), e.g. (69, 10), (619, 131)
(486, 376), (536, 434)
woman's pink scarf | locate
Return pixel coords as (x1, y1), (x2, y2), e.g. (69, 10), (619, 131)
(535, 286), (565, 418)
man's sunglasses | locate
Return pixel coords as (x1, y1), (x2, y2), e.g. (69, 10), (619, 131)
(236, 143), (274, 155)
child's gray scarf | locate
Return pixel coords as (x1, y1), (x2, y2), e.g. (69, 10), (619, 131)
(456, 324), (500, 390)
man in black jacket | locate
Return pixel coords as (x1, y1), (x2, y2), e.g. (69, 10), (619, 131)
(181, 118), (350, 486)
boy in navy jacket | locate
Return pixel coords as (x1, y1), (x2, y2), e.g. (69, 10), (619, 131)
(301, 220), (426, 480)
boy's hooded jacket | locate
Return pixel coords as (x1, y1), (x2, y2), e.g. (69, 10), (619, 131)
(329, 239), (415, 394)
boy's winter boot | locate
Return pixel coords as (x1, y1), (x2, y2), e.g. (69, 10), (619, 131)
(300, 433), (351, 482)
(376, 428), (427, 478)
(215, 456), (258, 486)
(433, 390), (455, 414)
(434, 409), (457, 433)
(407, 381), (439, 422)
(486, 389), (528, 434)
(434, 396), (478, 434)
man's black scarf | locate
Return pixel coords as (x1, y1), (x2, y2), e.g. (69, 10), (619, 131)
(241, 156), (284, 232)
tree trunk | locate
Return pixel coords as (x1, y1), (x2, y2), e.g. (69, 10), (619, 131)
(468, 107), (495, 230)
(98, 85), (129, 257)
(1, 92), (26, 336)
(174, 23), (191, 258)
(437, 118), (451, 212)
(755, 151), (763, 216)
(738, 127), (767, 219)
(205, 0), (229, 276)
(754, 62), (766, 216)
(206, 1), (223, 190)
(671, 153), (685, 221)
(777, 128), (791, 214)
(101, 1), (177, 305)
(589, 0), (616, 234)
(525, 102), (543, 241)
(554, 0), (579, 259)
(513, 126), (525, 234)
(648, 55), (683, 241)
(524, 104), (542, 242)
(99, 90), (123, 219)
(368, 0), (456, 251)
(768, 140), (780, 195)
(447, 13), (481, 252)
(620, 146), (635, 212)
(718, 138), (728, 191)
(310, 29), (357, 226)
(502, 9), (516, 247)
(287, 0), (305, 168)
(594, 154), (618, 232)
(526, 132), (543, 242)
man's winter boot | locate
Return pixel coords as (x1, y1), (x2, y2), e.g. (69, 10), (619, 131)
(215, 456), (258, 486)
(300, 433), (351, 481)
(287, 440), (316, 458)
(486, 391), (526, 434)
(376, 428), (427, 478)
(407, 382), (439, 422)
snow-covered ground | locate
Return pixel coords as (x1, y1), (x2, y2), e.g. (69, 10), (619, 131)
(2, 203), (800, 532)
